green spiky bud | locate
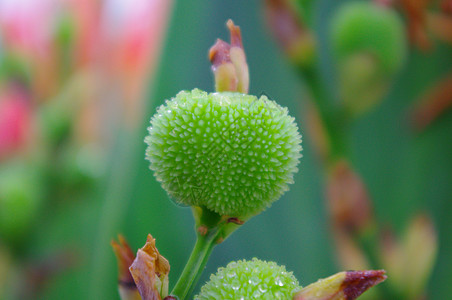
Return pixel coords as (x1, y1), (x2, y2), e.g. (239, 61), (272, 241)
(196, 258), (301, 299)
(145, 89), (302, 217)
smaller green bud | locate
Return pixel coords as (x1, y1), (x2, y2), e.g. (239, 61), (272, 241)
(330, 2), (407, 115)
(0, 161), (42, 244)
(331, 2), (406, 74)
(145, 89), (302, 217)
(195, 258), (301, 299)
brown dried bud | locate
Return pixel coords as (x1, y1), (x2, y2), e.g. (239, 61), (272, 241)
(293, 270), (387, 300)
(427, 12), (452, 45)
(327, 160), (374, 235)
(398, 0), (431, 50)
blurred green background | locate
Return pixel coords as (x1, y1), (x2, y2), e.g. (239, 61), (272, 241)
(1, 0), (451, 299)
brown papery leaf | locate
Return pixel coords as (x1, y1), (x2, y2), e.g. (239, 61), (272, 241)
(129, 234), (170, 300)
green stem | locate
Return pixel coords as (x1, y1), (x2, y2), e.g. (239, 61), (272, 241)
(300, 66), (349, 164)
(170, 228), (222, 299)
(295, 36), (403, 300)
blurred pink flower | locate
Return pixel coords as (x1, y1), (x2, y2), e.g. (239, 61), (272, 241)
(0, 0), (56, 57)
(0, 85), (32, 160)
(100, 0), (173, 125)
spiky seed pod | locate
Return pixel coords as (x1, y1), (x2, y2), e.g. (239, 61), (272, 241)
(145, 89), (302, 217)
(195, 258), (301, 299)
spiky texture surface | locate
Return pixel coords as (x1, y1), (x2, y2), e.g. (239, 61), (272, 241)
(145, 89), (302, 217)
(196, 258), (301, 299)
(331, 1), (406, 74)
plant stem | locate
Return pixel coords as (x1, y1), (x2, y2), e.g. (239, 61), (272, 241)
(300, 59), (403, 299)
(170, 227), (223, 299)
(300, 66), (349, 164)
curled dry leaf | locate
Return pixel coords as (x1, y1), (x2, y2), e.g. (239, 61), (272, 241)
(111, 235), (140, 300)
(293, 270), (387, 300)
(129, 234), (170, 300)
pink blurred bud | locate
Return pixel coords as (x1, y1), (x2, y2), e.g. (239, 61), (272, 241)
(327, 160), (374, 235)
(427, 12), (452, 47)
(264, 0), (316, 68)
(410, 73), (452, 131)
(100, 0), (173, 127)
(0, 86), (32, 160)
(442, 0), (452, 14)
(0, 0), (55, 57)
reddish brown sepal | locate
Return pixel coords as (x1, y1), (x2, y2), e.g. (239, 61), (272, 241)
(227, 217), (245, 225)
(209, 39), (232, 67)
(342, 270), (387, 299)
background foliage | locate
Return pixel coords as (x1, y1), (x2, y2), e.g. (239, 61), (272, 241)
(1, 0), (451, 299)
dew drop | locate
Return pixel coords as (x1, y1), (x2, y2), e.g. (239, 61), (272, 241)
(231, 279), (240, 291)
(258, 283), (268, 293)
(249, 275), (260, 286)
(274, 276), (284, 286)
